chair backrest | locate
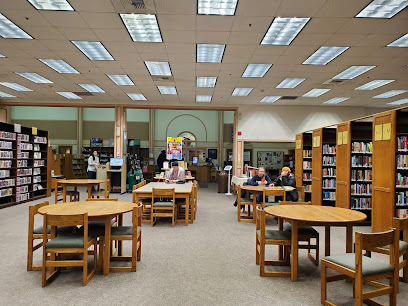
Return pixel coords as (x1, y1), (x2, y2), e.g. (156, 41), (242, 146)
(152, 188), (175, 201)
(142, 180), (147, 186)
(56, 179), (67, 188)
(132, 204), (143, 228)
(85, 198), (118, 202)
(296, 186), (305, 202)
(105, 179), (110, 192)
(255, 206), (266, 240)
(43, 213), (88, 246)
(238, 185), (242, 198)
(393, 216), (408, 243)
(28, 201), (49, 233)
(279, 201), (312, 205)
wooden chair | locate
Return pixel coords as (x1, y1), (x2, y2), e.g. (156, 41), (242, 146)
(108, 204), (142, 272)
(262, 189), (287, 208)
(151, 188), (176, 227)
(90, 179), (110, 199)
(27, 201), (77, 271)
(255, 206), (292, 277)
(237, 185), (256, 223)
(296, 186), (305, 202)
(321, 229), (399, 306)
(176, 182), (197, 224)
(54, 179), (79, 203)
(278, 201), (319, 265)
(133, 180), (151, 223)
(42, 212), (97, 287)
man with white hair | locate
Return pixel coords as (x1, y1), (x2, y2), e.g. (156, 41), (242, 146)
(165, 161), (185, 183)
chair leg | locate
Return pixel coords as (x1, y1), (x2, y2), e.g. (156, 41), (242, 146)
(172, 208), (175, 227)
(132, 237), (137, 272)
(321, 264), (327, 305)
(27, 236), (34, 271)
(256, 237), (259, 265)
(137, 233), (142, 261)
(403, 252), (408, 283)
(354, 273), (363, 306)
(390, 273), (397, 306)
(42, 249), (47, 287)
(151, 209), (154, 227)
(259, 242), (265, 276)
(83, 248), (88, 286)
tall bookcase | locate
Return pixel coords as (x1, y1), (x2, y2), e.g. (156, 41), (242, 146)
(82, 146), (114, 166)
(395, 109), (408, 220)
(0, 123), (49, 208)
(295, 132), (312, 202)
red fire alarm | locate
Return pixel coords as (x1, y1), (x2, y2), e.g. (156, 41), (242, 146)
(238, 131), (242, 136)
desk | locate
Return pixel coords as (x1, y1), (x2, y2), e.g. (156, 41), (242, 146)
(264, 205), (367, 281)
(188, 165), (211, 183)
(133, 182), (193, 226)
(58, 179), (105, 202)
(38, 201), (135, 276)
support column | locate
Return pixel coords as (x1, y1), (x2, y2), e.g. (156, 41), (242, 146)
(114, 106), (126, 158)
(218, 111), (224, 167)
(77, 107), (83, 155)
(149, 109), (154, 155)
(233, 110), (242, 176)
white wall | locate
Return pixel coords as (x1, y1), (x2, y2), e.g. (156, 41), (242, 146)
(83, 108), (114, 121)
(127, 109), (150, 122)
(11, 106), (78, 120)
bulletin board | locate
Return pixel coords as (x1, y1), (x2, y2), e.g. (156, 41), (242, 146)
(257, 151), (283, 170)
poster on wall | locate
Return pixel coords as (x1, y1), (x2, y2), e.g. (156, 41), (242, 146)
(167, 137), (183, 160)
(257, 151), (283, 170)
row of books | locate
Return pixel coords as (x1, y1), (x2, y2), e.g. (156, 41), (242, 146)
(323, 191), (335, 200)
(323, 156), (336, 166)
(396, 173), (408, 186)
(17, 168), (32, 176)
(0, 160), (12, 168)
(18, 143), (33, 151)
(351, 169), (372, 181)
(0, 141), (12, 149)
(16, 192), (30, 203)
(34, 160), (45, 167)
(351, 198), (372, 210)
(0, 179), (15, 188)
(17, 160), (28, 168)
(303, 173), (312, 180)
(34, 136), (47, 144)
(33, 184), (44, 191)
(397, 136), (408, 151)
(397, 209), (408, 218)
(397, 155), (408, 169)
(34, 144), (40, 151)
(323, 168), (336, 177)
(322, 145), (336, 154)
(351, 183), (372, 195)
(0, 170), (10, 178)
(0, 151), (13, 159)
(18, 134), (29, 142)
(396, 191), (408, 205)
(33, 176), (41, 183)
(305, 185), (312, 192)
(0, 188), (13, 198)
(351, 155), (372, 167)
(351, 142), (372, 153)
(323, 179), (336, 188)
(17, 176), (31, 185)
(303, 161), (312, 169)
(16, 186), (28, 193)
(0, 131), (16, 140)
(303, 150), (312, 158)
(33, 168), (41, 175)
(17, 151), (29, 158)
(34, 152), (41, 159)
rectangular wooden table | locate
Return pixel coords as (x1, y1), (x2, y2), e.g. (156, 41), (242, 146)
(133, 182), (193, 226)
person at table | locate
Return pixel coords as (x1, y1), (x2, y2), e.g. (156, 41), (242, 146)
(165, 161), (185, 183)
(270, 166), (298, 202)
(87, 150), (99, 191)
(248, 167), (273, 203)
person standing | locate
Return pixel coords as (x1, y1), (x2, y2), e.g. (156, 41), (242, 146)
(157, 150), (166, 170)
(270, 166), (298, 201)
(87, 150), (99, 191)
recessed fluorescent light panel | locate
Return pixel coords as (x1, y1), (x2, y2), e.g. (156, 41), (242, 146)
(0, 82), (32, 91)
(196, 95), (212, 102)
(387, 99), (408, 106)
(127, 93), (147, 101)
(261, 17), (310, 45)
(144, 61), (172, 76)
(355, 80), (394, 90)
(0, 13), (32, 39)
(197, 0), (238, 16)
(39, 59), (79, 74)
(196, 77), (217, 87)
(242, 64), (272, 78)
(16, 72), (53, 84)
(56, 92), (82, 99)
(260, 96), (281, 103)
(387, 34), (408, 47)
(303, 88), (331, 97)
(302, 46), (349, 65)
(324, 97), (350, 104)
(197, 44), (225, 63)
(120, 14), (162, 42)
(333, 66), (376, 79)
(232, 88), (253, 96)
(107, 75), (134, 86)
(356, 0), (408, 18)
(158, 86), (177, 95)
(78, 84), (105, 93)
(276, 78), (306, 88)
(72, 41), (114, 61)
(373, 90), (407, 98)
(0, 91), (16, 98)
(28, 0), (74, 11)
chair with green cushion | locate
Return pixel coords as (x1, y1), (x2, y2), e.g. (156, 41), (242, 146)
(90, 179), (110, 199)
(42, 212), (97, 287)
(321, 229), (399, 305)
(255, 206), (292, 277)
(133, 180), (152, 223)
(262, 189), (283, 209)
(151, 188), (176, 227)
(237, 185), (256, 223)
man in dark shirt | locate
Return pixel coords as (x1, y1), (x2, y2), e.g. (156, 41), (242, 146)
(248, 167), (273, 203)
(270, 167), (299, 202)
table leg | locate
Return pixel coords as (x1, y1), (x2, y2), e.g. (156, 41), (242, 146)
(185, 195), (189, 226)
(325, 226), (331, 257)
(118, 214), (123, 256)
(291, 221), (298, 282)
(346, 224), (353, 253)
(87, 185), (92, 199)
(278, 217), (283, 260)
(103, 216), (111, 275)
(63, 185), (67, 203)
(252, 193), (257, 223)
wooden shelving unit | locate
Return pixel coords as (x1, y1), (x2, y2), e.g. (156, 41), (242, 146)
(395, 110), (408, 220)
(82, 146), (114, 166)
(295, 132), (312, 202)
(72, 155), (86, 178)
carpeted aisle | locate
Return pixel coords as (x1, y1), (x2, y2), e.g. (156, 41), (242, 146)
(0, 183), (406, 305)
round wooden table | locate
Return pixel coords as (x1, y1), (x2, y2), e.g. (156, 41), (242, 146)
(264, 205), (367, 281)
(38, 201), (135, 275)
(58, 179), (105, 202)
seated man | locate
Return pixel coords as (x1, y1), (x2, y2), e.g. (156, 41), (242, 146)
(165, 161), (185, 183)
(248, 167), (273, 203)
(270, 166), (298, 202)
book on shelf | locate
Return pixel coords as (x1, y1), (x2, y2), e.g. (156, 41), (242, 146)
(323, 155), (336, 166)
(351, 197), (372, 210)
(351, 155), (372, 167)
(397, 155), (408, 169)
(351, 142), (372, 153)
(397, 208), (408, 218)
(323, 168), (336, 176)
(303, 161), (312, 169)
(351, 183), (372, 195)
(302, 150), (312, 158)
(322, 144), (336, 154)
(351, 169), (372, 181)
(322, 179), (336, 188)
(396, 191), (408, 205)
(302, 173), (312, 180)
(397, 136), (408, 151)
(323, 191), (335, 200)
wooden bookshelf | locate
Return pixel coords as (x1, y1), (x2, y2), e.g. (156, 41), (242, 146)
(336, 121), (351, 210)
(295, 132), (312, 202)
(72, 155), (86, 178)
(395, 109), (408, 222)
(82, 146), (114, 166)
(312, 128), (323, 205)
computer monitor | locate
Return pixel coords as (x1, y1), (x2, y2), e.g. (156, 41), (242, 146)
(192, 157), (198, 165)
(110, 158), (124, 167)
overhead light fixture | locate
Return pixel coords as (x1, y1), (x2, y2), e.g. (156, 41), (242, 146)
(196, 44), (225, 63)
(387, 98), (408, 106)
(158, 86), (177, 95)
(0, 13), (32, 39)
(302, 46), (349, 65)
(39, 59), (80, 74)
(120, 14), (162, 42)
(303, 88), (331, 97)
(260, 96), (281, 103)
(373, 90), (407, 98)
(355, 80), (394, 90)
(333, 66), (376, 79)
(356, 0), (408, 18)
(144, 61), (172, 76)
(324, 97), (350, 104)
(242, 64), (272, 78)
(0, 82), (32, 91)
(56, 92), (82, 99)
(196, 95), (212, 102)
(197, 0), (239, 15)
(232, 88), (253, 96)
(261, 17), (310, 45)
(78, 84), (105, 93)
(387, 34), (408, 47)
(27, 0), (74, 11)
(127, 93), (147, 101)
(276, 78), (306, 88)
(196, 77), (217, 87)
(16, 72), (53, 84)
(72, 41), (114, 61)
(107, 74), (134, 85)
(0, 91), (16, 98)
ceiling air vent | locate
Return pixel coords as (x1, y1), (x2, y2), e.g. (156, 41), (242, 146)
(323, 79), (346, 85)
(72, 92), (94, 97)
(131, 0), (146, 9)
(114, 0), (154, 13)
(151, 76), (175, 82)
(280, 96), (298, 100)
